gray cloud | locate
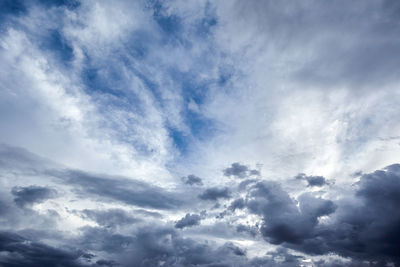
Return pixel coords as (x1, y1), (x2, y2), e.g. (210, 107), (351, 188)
(54, 170), (183, 210)
(181, 174), (203, 186)
(11, 186), (57, 208)
(246, 181), (336, 245)
(227, 0), (400, 89)
(295, 173), (328, 187)
(199, 187), (231, 201)
(223, 162), (259, 179)
(0, 145), (183, 210)
(175, 213), (201, 229)
(0, 231), (86, 267)
(231, 164), (400, 265)
(229, 198), (245, 211)
(304, 164), (400, 262)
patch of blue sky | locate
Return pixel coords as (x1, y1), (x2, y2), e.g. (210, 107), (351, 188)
(123, 30), (152, 61)
(166, 69), (220, 154)
(39, 29), (74, 64)
(151, 0), (182, 35)
(0, 0), (27, 29)
(168, 110), (219, 155)
(195, 2), (218, 37)
(81, 54), (129, 99)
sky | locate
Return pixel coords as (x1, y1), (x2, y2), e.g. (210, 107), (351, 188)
(0, 0), (400, 266)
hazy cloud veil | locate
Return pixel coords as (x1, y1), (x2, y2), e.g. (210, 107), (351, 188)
(0, 0), (399, 266)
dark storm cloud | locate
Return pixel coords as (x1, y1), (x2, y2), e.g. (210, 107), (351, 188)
(78, 209), (139, 228)
(199, 187), (231, 201)
(295, 173), (328, 187)
(246, 181), (336, 245)
(77, 225), (249, 266)
(231, 164), (400, 264)
(78, 227), (133, 254)
(0, 227), (299, 267)
(95, 259), (119, 267)
(305, 163), (400, 262)
(11, 186), (57, 208)
(181, 174), (203, 186)
(0, 231), (86, 267)
(105, 226), (264, 266)
(175, 213), (201, 229)
(223, 162), (259, 178)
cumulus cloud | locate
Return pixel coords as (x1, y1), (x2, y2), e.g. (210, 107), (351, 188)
(175, 213), (201, 229)
(181, 174), (203, 186)
(223, 162), (260, 178)
(246, 181), (336, 245)
(228, 164), (400, 264)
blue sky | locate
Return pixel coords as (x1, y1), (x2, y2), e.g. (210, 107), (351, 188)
(0, 1), (400, 266)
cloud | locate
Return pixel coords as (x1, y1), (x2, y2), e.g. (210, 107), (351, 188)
(229, 198), (245, 211)
(0, 231), (86, 267)
(11, 186), (57, 208)
(51, 169), (183, 210)
(233, 164), (400, 264)
(223, 162), (259, 178)
(307, 163), (400, 262)
(246, 181), (336, 245)
(181, 174), (203, 186)
(0, 145), (184, 210)
(295, 173), (328, 187)
(0, 0), (400, 266)
(175, 213), (201, 229)
(77, 209), (140, 228)
(198, 187), (231, 201)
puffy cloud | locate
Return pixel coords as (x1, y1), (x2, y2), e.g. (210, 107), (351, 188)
(175, 213), (201, 229)
(235, 164), (400, 264)
(246, 181), (336, 245)
(181, 174), (203, 186)
(223, 162), (259, 179)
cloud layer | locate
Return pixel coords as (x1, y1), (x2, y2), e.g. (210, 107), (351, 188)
(0, 0), (399, 266)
